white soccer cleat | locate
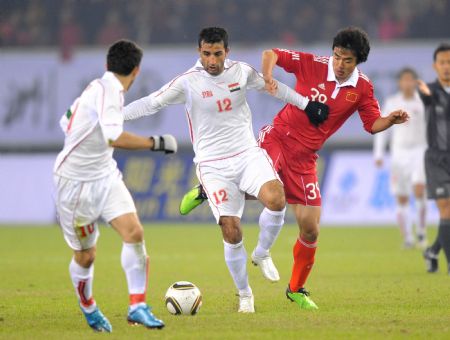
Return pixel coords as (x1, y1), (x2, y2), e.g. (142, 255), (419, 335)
(251, 250), (280, 282)
(238, 294), (255, 313)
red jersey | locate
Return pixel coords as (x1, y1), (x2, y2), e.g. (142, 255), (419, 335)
(272, 48), (381, 152)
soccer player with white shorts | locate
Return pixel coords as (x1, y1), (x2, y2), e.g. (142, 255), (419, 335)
(123, 27), (328, 313)
(53, 40), (177, 332)
(374, 68), (427, 249)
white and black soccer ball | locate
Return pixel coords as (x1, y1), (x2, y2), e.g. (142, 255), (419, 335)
(164, 281), (202, 315)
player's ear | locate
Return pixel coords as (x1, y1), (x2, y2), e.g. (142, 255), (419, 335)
(225, 47), (230, 57)
(132, 66), (140, 77)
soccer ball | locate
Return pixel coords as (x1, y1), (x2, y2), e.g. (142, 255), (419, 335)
(164, 281), (202, 315)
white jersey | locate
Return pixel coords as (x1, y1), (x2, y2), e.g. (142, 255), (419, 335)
(124, 59), (307, 163)
(54, 72), (124, 181)
(374, 91), (426, 160)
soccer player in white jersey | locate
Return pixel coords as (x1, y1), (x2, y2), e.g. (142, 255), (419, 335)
(124, 27), (328, 313)
(53, 40), (177, 332)
(373, 68), (427, 249)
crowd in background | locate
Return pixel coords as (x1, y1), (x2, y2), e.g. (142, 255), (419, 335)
(1, 0), (449, 53)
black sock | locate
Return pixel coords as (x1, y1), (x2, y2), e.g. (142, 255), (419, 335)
(438, 219), (450, 266)
(429, 234), (441, 254)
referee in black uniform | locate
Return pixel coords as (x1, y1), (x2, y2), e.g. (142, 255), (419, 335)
(418, 43), (450, 274)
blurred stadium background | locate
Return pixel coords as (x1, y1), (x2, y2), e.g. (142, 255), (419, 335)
(1, 0), (449, 225)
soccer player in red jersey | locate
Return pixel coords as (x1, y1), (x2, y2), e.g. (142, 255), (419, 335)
(259, 27), (408, 309)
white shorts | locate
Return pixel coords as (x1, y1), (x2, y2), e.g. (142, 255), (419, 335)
(197, 146), (281, 223)
(54, 170), (136, 251)
(390, 147), (426, 196)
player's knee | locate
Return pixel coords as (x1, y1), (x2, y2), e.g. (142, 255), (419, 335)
(264, 185), (286, 211)
(266, 195), (286, 211)
(302, 228), (319, 242)
(128, 224), (144, 243)
(298, 219), (319, 242)
(219, 217), (242, 244)
(74, 248), (96, 267)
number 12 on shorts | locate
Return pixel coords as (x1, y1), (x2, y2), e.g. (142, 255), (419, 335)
(212, 189), (228, 205)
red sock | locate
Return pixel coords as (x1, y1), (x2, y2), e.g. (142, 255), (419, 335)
(289, 236), (317, 292)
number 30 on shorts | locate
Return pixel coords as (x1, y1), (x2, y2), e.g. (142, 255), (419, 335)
(305, 182), (321, 200)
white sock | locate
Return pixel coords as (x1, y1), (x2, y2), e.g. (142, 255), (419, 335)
(396, 203), (413, 243)
(255, 207), (286, 257)
(223, 240), (251, 297)
(69, 257), (96, 313)
(121, 242), (148, 311)
(415, 197), (427, 239)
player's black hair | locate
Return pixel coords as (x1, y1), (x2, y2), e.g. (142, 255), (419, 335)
(332, 27), (370, 64)
(107, 39), (143, 76)
(198, 27), (229, 49)
(397, 67), (418, 80)
(433, 43), (450, 61)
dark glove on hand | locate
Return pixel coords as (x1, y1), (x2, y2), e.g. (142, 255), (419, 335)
(304, 101), (329, 127)
(151, 134), (178, 154)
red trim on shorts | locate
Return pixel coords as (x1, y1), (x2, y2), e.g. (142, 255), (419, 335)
(300, 175), (309, 206)
(71, 182), (84, 235)
(197, 163), (221, 219)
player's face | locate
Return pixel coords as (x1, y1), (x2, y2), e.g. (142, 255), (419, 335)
(198, 41), (229, 76)
(434, 50), (450, 84)
(332, 47), (357, 83)
(398, 72), (417, 96)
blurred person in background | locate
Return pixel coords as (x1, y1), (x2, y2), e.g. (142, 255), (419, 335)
(373, 67), (427, 249)
(418, 43), (450, 274)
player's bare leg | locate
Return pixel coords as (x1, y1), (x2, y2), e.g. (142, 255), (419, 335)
(286, 204), (319, 310)
(252, 179), (286, 282)
(413, 183), (427, 249)
(70, 246), (112, 332)
(110, 213), (164, 328)
(396, 195), (414, 249)
(219, 216), (254, 313)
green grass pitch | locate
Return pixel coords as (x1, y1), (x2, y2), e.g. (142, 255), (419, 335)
(0, 224), (449, 339)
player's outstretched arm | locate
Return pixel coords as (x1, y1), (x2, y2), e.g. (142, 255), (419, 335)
(261, 49), (279, 90)
(123, 79), (186, 121)
(371, 110), (409, 133)
(110, 132), (177, 153)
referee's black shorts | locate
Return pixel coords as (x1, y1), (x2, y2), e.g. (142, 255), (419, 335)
(425, 148), (450, 199)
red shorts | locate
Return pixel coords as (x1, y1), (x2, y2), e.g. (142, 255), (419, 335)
(258, 125), (321, 206)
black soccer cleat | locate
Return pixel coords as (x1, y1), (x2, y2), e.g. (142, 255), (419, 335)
(423, 247), (439, 273)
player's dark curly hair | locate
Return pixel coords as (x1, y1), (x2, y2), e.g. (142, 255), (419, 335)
(332, 27), (370, 64)
(107, 39), (143, 76)
(433, 43), (450, 61)
(198, 27), (229, 49)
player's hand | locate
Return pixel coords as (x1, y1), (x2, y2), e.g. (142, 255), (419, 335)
(375, 159), (383, 168)
(151, 134), (178, 154)
(388, 110), (409, 125)
(264, 75), (278, 95)
(304, 101), (329, 127)
(417, 79), (431, 96)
